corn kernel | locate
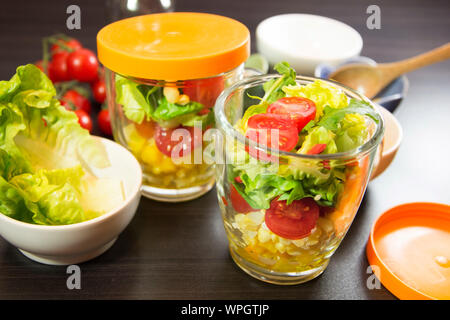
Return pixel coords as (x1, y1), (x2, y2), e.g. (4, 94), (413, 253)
(141, 142), (161, 165)
(159, 156), (177, 173)
(163, 87), (180, 103)
(177, 94), (190, 105)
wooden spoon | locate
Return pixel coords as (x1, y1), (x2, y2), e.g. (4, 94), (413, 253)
(329, 43), (450, 98)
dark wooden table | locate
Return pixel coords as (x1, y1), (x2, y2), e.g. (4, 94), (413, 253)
(0, 0), (449, 300)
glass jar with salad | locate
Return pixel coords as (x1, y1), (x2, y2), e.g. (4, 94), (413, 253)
(214, 62), (384, 284)
(97, 13), (250, 201)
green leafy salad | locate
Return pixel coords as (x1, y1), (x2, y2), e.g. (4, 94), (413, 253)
(229, 62), (379, 211)
(0, 64), (122, 225)
(115, 75), (215, 129)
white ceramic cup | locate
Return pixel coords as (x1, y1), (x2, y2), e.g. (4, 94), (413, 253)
(256, 14), (363, 75)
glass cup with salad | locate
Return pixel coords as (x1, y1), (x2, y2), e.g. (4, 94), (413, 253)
(97, 13), (250, 201)
(214, 62), (384, 284)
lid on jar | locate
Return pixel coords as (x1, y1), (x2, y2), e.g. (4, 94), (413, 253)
(97, 12), (250, 80)
(366, 202), (450, 300)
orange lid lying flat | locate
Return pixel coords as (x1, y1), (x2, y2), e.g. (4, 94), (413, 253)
(97, 12), (250, 80)
(366, 202), (450, 300)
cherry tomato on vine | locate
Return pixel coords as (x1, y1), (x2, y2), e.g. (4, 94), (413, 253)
(74, 109), (92, 132)
(51, 38), (82, 57)
(265, 197), (319, 240)
(60, 89), (91, 113)
(35, 60), (44, 72)
(67, 48), (99, 82)
(91, 79), (106, 104)
(48, 51), (70, 82)
(97, 109), (112, 136)
(267, 97), (316, 131)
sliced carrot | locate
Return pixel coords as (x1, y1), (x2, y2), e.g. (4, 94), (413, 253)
(328, 156), (370, 236)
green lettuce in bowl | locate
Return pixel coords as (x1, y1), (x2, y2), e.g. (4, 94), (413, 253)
(0, 64), (122, 225)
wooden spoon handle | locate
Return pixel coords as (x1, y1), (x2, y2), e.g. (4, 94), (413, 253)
(379, 42), (450, 80)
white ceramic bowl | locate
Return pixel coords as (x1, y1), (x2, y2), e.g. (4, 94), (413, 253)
(256, 14), (363, 75)
(0, 137), (142, 265)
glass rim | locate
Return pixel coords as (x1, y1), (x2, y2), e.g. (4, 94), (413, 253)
(104, 64), (244, 86)
(214, 74), (385, 160)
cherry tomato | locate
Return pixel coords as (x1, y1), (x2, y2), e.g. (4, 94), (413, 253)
(61, 89), (91, 113)
(97, 109), (112, 136)
(135, 120), (155, 139)
(154, 124), (202, 158)
(267, 97), (316, 131)
(67, 48), (99, 82)
(183, 76), (224, 109)
(265, 197), (319, 240)
(91, 79), (106, 104)
(48, 51), (70, 82)
(307, 143), (327, 155)
(74, 109), (92, 132)
(51, 38), (82, 57)
(230, 185), (256, 213)
(245, 113), (298, 161)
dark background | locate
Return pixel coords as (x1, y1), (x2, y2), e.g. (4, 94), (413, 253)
(0, 0), (449, 299)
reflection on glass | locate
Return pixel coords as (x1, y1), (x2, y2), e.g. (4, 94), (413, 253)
(106, 0), (174, 22)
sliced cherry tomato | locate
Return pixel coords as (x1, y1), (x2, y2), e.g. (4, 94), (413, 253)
(97, 109), (112, 136)
(74, 109), (92, 132)
(265, 197), (319, 240)
(61, 89), (91, 113)
(51, 38), (82, 57)
(135, 120), (155, 139)
(91, 79), (106, 104)
(267, 97), (316, 131)
(154, 124), (202, 158)
(67, 48), (99, 82)
(245, 113), (298, 161)
(183, 76), (224, 109)
(221, 196), (229, 207)
(48, 51), (70, 82)
(230, 185), (256, 213)
(307, 143), (327, 155)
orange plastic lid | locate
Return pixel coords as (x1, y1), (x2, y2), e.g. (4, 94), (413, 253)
(366, 202), (450, 300)
(97, 12), (250, 80)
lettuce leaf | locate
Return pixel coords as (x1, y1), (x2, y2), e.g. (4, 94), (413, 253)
(9, 167), (86, 225)
(262, 62), (297, 104)
(0, 64), (111, 225)
(179, 110), (215, 128)
(298, 126), (338, 154)
(335, 113), (369, 152)
(115, 75), (151, 124)
(318, 98), (378, 131)
(116, 75), (205, 125)
(152, 97), (203, 121)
